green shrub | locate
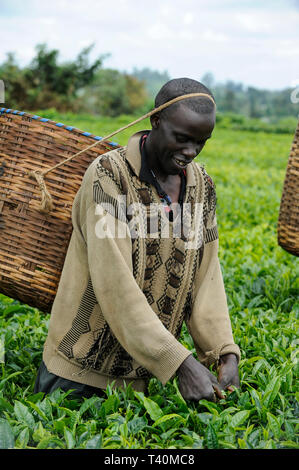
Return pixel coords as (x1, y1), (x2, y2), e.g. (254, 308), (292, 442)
(0, 120), (298, 449)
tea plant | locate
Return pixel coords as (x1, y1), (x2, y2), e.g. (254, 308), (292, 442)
(0, 115), (298, 449)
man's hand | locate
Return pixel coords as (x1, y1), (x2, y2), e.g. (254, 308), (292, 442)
(217, 353), (240, 392)
(177, 355), (225, 402)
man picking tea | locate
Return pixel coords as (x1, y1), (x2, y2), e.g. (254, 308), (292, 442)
(34, 78), (240, 401)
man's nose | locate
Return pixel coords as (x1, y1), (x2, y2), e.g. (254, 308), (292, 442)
(181, 144), (198, 160)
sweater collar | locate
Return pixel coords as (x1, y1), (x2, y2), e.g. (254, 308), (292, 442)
(125, 130), (196, 187)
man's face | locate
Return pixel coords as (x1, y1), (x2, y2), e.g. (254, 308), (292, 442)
(150, 104), (215, 176)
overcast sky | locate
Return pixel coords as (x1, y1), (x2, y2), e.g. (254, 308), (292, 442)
(0, 0), (298, 90)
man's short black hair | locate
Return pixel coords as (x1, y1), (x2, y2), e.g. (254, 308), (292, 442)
(154, 77), (215, 118)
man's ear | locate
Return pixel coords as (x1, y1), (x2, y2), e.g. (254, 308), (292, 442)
(150, 113), (160, 129)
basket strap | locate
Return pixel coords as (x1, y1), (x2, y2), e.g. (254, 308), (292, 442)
(27, 169), (54, 214)
(27, 93), (216, 214)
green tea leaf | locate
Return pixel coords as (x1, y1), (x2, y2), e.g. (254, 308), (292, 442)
(172, 378), (189, 412)
(279, 441), (299, 449)
(247, 295), (264, 308)
(55, 406), (74, 417)
(64, 427), (76, 449)
(263, 376), (281, 407)
(53, 420), (66, 434)
(161, 428), (179, 441)
(219, 406), (239, 418)
(143, 397), (163, 421)
(228, 410), (250, 429)
(14, 401), (35, 429)
(152, 413), (185, 428)
(237, 438), (247, 448)
(36, 436), (65, 449)
(252, 358), (270, 376)
(247, 429), (261, 448)
(70, 410), (80, 432)
(197, 412), (213, 425)
(218, 440), (236, 449)
(26, 400), (48, 421)
(79, 396), (101, 416)
(250, 388), (262, 413)
(103, 395), (120, 415)
(267, 412), (281, 439)
(2, 305), (26, 318)
(284, 421), (295, 440)
(243, 424), (254, 441)
(0, 371), (23, 388)
(85, 434), (102, 449)
(0, 419), (14, 449)
(39, 398), (53, 420)
(198, 399), (220, 414)
(241, 356), (262, 365)
(133, 391), (145, 404)
(33, 421), (50, 442)
(0, 397), (14, 413)
(15, 427), (29, 449)
(205, 423), (218, 449)
(127, 417), (147, 435)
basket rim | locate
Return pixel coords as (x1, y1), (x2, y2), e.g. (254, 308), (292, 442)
(0, 106), (120, 148)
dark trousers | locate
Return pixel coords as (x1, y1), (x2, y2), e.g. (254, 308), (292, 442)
(34, 361), (106, 399)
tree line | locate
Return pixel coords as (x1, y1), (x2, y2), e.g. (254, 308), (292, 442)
(0, 44), (148, 116)
(0, 44), (297, 121)
(201, 72), (297, 121)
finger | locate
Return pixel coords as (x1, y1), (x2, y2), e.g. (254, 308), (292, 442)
(219, 376), (232, 391)
(232, 376), (241, 388)
(220, 379), (239, 391)
(213, 384), (225, 400)
(224, 376), (240, 390)
(212, 375), (224, 394)
(219, 372), (240, 390)
(210, 373), (222, 387)
(211, 375), (225, 398)
(227, 382), (240, 391)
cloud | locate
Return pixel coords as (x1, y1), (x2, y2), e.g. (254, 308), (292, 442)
(0, 0), (298, 90)
(201, 30), (229, 43)
(234, 12), (272, 33)
(147, 23), (174, 41)
(183, 13), (194, 25)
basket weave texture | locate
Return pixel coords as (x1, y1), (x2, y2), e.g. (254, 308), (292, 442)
(0, 108), (120, 313)
(278, 120), (299, 257)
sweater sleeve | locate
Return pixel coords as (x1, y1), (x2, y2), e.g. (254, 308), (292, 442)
(186, 171), (241, 367)
(80, 161), (192, 385)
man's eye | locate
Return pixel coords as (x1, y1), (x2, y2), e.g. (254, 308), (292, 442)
(176, 135), (188, 143)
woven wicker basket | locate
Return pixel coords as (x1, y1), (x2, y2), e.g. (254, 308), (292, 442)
(278, 120), (299, 257)
(0, 107), (120, 313)
(0, 94), (218, 313)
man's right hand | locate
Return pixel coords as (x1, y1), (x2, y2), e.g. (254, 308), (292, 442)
(177, 354), (224, 402)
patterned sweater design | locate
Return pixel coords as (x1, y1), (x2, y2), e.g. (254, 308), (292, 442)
(42, 131), (240, 391)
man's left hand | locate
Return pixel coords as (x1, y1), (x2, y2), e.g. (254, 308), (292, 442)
(217, 353), (240, 392)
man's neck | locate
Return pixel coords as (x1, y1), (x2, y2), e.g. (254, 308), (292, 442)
(144, 132), (169, 182)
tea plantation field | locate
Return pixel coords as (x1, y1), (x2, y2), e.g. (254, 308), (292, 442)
(0, 112), (298, 449)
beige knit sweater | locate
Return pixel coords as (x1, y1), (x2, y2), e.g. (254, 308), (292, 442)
(42, 131), (240, 392)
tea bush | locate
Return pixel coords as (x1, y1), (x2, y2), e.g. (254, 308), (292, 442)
(0, 114), (298, 449)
